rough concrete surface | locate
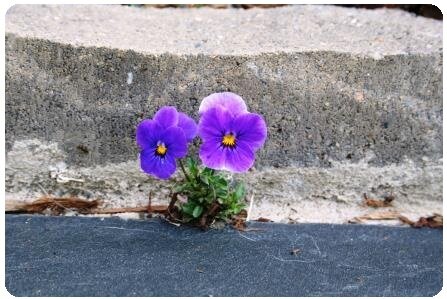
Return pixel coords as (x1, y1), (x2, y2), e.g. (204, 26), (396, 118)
(6, 215), (443, 296)
(5, 139), (442, 224)
(5, 5), (443, 223)
(5, 4), (443, 167)
(5, 5), (442, 56)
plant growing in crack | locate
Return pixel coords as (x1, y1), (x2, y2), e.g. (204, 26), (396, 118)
(136, 92), (267, 229)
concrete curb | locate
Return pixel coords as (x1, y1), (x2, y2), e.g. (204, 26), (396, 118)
(5, 5), (443, 222)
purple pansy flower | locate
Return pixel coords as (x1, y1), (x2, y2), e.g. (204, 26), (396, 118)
(199, 92), (248, 117)
(136, 106), (197, 179)
(198, 94), (267, 173)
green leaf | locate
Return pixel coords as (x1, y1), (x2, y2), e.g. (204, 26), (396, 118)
(234, 183), (246, 200)
(186, 157), (199, 177)
(186, 157), (196, 168)
(177, 162), (249, 223)
(202, 167), (215, 176)
(192, 205), (203, 218)
(232, 204), (244, 214)
(215, 177), (228, 189)
(200, 175), (209, 186)
(181, 202), (195, 215)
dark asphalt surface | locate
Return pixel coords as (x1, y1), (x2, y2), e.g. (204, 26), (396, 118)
(5, 214), (442, 296)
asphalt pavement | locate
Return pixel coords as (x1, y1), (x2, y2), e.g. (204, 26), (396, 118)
(5, 214), (442, 296)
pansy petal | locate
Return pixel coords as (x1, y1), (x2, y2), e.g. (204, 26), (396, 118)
(140, 149), (158, 174)
(232, 113), (267, 150)
(136, 119), (162, 149)
(199, 140), (226, 170)
(224, 141), (255, 173)
(161, 126), (188, 158)
(140, 148), (176, 180)
(153, 106), (179, 128)
(198, 107), (233, 141)
(199, 92), (248, 116)
(177, 112), (197, 142)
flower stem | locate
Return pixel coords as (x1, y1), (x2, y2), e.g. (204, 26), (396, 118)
(179, 159), (191, 182)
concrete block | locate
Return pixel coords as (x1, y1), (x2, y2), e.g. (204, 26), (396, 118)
(5, 5), (443, 222)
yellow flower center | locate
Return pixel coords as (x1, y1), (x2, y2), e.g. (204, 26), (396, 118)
(222, 133), (236, 147)
(156, 144), (167, 156)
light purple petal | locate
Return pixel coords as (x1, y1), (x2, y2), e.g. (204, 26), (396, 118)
(177, 112), (197, 142)
(232, 113), (267, 150)
(153, 106), (179, 128)
(224, 141), (255, 173)
(198, 107), (233, 141)
(136, 119), (163, 150)
(162, 126), (188, 158)
(199, 92), (248, 116)
(140, 148), (176, 180)
(199, 140), (226, 170)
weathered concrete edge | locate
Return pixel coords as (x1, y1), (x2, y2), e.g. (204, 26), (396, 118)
(5, 32), (444, 59)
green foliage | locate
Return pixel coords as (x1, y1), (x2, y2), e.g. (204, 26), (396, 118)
(175, 157), (246, 223)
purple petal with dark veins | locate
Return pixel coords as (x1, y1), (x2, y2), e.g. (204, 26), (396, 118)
(224, 141), (255, 173)
(198, 107), (233, 141)
(162, 126), (188, 158)
(199, 139), (226, 170)
(136, 119), (163, 150)
(232, 113), (267, 150)
(140, 148), (177, 180)
(199, 140), (256, 173)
